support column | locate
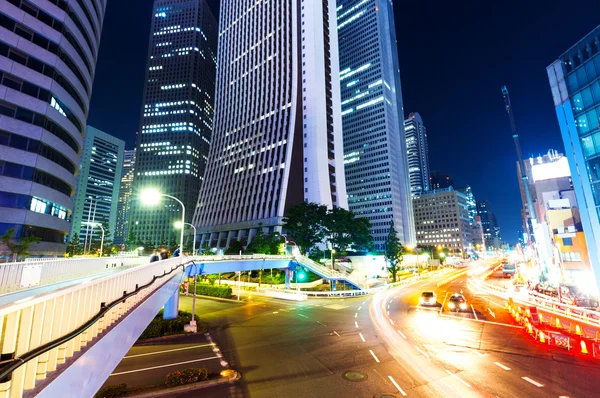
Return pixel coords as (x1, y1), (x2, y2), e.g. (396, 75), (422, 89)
(332, 280), (337, 291)
(163, 288), (179, 320)
(285, 268), (291, 289)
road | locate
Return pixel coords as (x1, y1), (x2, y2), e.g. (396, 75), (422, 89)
(107, 262), (600, 397)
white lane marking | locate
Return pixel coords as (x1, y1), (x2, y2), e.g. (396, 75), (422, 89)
(473, 350), (485, 357)
(272, 311), (279, 314)
(123, 344), (214, 359)
(298, 314), (308, 319)
(389, 319), (394, 325)
(487, 308), (496, 319)
(355, 313), (358, 318)
(522, 377), (544, 387)
(111, 356), (219, 376)
(369, 350), (380, 363)
(316, 321), (327, 326)
(387, 310), (390, 315)
(387, 304), (390, 309)
(394, 295), (398, 299)
(389, 300), (393, 304)
(358, 306), (362, 311)
(445, 369), (471, 388)
(415, 345), (429, 359)
(493, 362), (511, 370)
(359, 333), (366, 342)
(471, 304), (478, 320)
(333, 331), (341, 337)
(397, 330), (407, 339)
(355, 321), (359, 328)
(388, 375), (407, 396)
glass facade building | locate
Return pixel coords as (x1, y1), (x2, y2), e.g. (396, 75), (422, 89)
(476, 199), (501, 249)
(193, 0), (348, 248)
(114, 148), (135, 245)
(0, 0), (106, 256)
(129, 0), (218, 247)
(70, 126), (124, 246)
(404, 112), (430, 196)
(337, 0), (415, 248)
(547, 25), (600, 285)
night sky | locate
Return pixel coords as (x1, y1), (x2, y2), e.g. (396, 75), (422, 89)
(87, 0), (600, 244)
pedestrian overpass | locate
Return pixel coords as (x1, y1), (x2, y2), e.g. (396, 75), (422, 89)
(0, 254), (364, 397)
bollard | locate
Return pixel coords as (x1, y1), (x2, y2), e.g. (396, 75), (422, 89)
(576, 324), (582, 336)
(527, 323), (533, 334)
(556, 317), (562, 329)
(539, 331), (546, 344)
(581, 340), (589, 355)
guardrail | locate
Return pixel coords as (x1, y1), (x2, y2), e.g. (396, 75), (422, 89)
(0, 256), (149, 295)
(0, 257), (189, 397)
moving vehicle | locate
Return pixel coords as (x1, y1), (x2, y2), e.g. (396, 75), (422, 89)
(419, 291), (437, 306)
(447, 293), (468, 312)
(502, 263), (516, 278)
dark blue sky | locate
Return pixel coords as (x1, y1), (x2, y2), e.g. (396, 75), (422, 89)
(88, 0), (600, 244)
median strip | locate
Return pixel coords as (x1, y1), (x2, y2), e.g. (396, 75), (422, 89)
(111, 356), (220, 376)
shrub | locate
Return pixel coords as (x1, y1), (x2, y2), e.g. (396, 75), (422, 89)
(94, 384), (128, 398)
(138, 310), (192, 339)
(165, 368), (208, 387)
(194, 284), (233, 298)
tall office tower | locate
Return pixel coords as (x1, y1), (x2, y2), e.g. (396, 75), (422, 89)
(476, 200), (501, 249)
(456, 185), (477, 224)
(547, 25), (600, 285)
(114, 148), (136, 245)
(70, 126), (124, 246)
(404, 112), (430, 196)
(337, 0), (415, 248)
(193, 0), (348, 248)
(130, 0), (218, 246)
(0, 0), (105, 256)
(429, 170), (454, 190)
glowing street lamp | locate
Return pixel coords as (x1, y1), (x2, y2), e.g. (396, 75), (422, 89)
(140, 188), (184, 254)
(81, 221), (104, 257)
(174, 221), (197, 255)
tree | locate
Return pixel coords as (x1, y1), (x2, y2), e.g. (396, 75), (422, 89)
(282, 202), (328, 254)
(384, 220), (404, 282)
(1, 228), (41, 261)
(266, 232), (284, 255)
(199, 242), (214, 255)
(325, 207), (374, 253)
(143, 240), (156, 254)
(245, 223), (270, 254)
(125, 230), (137, 251)
(225, 240), (244, 255)
(66, 233), (82, 257)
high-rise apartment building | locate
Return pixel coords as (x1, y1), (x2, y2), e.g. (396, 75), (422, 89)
(70, 126), (124, 246)
(547, 25), (600, 284)
(129, 0), (218, 246)
(413, 187), (472, 254)
(404, 112), (430, 197)
(0, 0), (106, 256)
(476, 200), (501, 249)
(193, 0), (348, 248)
(114, 148), (136, 245)
(337, 0), (415, 248)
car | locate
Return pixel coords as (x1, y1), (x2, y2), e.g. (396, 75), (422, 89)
(447, 293), (468, 312)
(419, 291), (437, 306)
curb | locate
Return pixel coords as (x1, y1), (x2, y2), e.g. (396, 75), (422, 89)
(182, 293), (248, 304)
(125, 371), (240, 397)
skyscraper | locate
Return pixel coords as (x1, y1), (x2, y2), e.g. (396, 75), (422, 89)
(456, 185), (476, 224)
(476, 200), (501, 249)
(547, 25), (600, 285)
(114, 148), (136, 245)
(193, 0), (348, 248)
(70, 126), (124, 247)
(430, 171), (454, 190)
(129, 0), (218, 246)
(404, 112), (430, 196)
(0, 0), (106, 256)
(337, 0), (415, 248)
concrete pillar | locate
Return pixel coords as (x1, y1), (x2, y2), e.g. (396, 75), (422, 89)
(285, 268), (291, 289)
(332, 280), (337, 291)
(163, 288), (179, 320)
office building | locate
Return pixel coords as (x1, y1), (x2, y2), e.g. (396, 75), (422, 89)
(456, 185), (477, 224)
(476, 200), (501, 249)
(337, 0), (415, 248)
(404, 112), (430, 196)
(0, 0), (106, 256)
(547, 25), (600, 287)
(114, 148), (136, 245)
(70, 126), (124, 247)
(413, 187), (472, 254)
(129, 0), (218, 246)
(193, 0), (348, 248)
(429, 171), (454, 190)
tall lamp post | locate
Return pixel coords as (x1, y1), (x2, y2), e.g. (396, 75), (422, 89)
(175, 221), (197, 255)
(140, 188), (185, 255)
(81, 221), (104, 257)
(175, 220), (198, 331)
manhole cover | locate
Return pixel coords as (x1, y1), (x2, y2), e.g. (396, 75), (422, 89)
(343, 371), (368, 382)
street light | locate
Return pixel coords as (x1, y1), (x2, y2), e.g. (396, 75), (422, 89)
(81, 221), (104, 257)
(174, 221), (197, 255)
(140, 188), (185, 255)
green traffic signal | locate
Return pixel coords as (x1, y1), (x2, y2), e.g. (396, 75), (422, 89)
(297, 271), (306, 281)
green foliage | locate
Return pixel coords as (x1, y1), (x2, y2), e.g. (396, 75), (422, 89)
(1, 228), (41, 260)
(94, 384), (128, 398)
(384, 220), (404, 282)
(207, 274), (218, 285)
(325, 207), (374, 253)
(138, 310), (193, 339)
(199, 242), (214, 255)
(245, 223), (270, 254)
(194, 284), (233, 298)
(165, 368), (208, 387)
(66, 233), (82, 257)
(225, 240), (244, 255)
(125, 230), (137, 251)
(266, 232), (284, 255)
(418, 245), (449, 263)
(143, 240), (155, 254)
(282, 202), (328, 254)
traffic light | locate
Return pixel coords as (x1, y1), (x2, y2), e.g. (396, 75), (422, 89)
(297, 270), (306, 281)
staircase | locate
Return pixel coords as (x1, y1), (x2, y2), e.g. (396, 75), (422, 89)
(293, 255), (364, 290)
